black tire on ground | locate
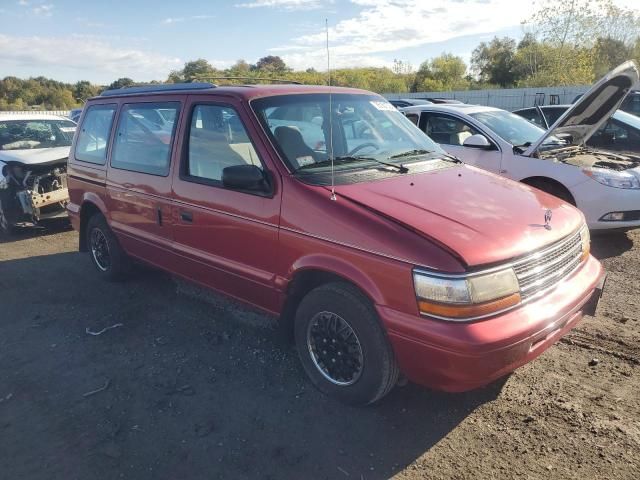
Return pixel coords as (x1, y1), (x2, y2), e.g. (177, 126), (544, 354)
(523, 178), (575, 205)
(0, 192), (15, 236)
(86, 213), (131, 281)
(294, 282), (399, 406)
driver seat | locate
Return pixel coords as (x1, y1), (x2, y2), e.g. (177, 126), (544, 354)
(274, 126), (317, 168)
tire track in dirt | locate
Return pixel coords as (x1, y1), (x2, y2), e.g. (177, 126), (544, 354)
(560, 328), (640, 365)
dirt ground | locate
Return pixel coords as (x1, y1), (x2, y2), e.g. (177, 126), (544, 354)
(0, 224), (638, 480)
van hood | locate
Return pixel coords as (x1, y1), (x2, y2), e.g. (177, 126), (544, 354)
(525, 61), (640, 156)
(335, 164), (583, 268)
(0, 146), (70, 166)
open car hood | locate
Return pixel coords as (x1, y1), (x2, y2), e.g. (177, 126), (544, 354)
(524, 61), (640, 156)
(0, 146), (70, 166)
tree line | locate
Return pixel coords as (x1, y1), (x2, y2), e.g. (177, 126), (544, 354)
(1, 0), (638, 111)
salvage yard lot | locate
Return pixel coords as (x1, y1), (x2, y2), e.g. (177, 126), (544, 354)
(0, 226), (638, 480)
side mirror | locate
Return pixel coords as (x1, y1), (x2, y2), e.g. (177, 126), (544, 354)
(463, 134), (493, 149)
(222, 164), (268, 192)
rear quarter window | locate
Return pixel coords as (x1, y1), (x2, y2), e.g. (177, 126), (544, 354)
(74, 104), (117, 164)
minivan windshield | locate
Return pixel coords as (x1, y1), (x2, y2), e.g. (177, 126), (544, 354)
(0, 119), (76, 151)
(252, 93), (445, 173)
(470, 110), (565, 149)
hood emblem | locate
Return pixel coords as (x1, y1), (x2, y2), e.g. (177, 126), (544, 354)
(544, 209), (553, 230)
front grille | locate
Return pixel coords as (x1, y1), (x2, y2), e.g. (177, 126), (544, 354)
(513, 229), (584, 300)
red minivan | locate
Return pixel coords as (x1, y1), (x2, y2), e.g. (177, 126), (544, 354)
(67, 83), (605, 405)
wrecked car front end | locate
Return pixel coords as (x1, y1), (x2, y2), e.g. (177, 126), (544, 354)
(0, 115), (75, 233)
(0, 158), (70, 232)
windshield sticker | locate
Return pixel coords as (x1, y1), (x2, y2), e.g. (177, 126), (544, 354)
(296, 156), (315, 167)
(370, 101), (396, 111)
(60, 127), (76, 133)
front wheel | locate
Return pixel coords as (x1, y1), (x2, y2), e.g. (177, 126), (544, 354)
(0, 192), (15, 236)
(294, 282), (399, 405)
(86, 214), (131, 281)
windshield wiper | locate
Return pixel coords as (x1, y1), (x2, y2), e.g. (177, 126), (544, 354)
(513, 141), (532, 153)
(391, 148), (462, 164)
(441, 153), (463, 164)
(389, 149), (433, 159)
(296, 155), (408, 173)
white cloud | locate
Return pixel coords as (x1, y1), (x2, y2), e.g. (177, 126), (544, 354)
(161, 14), (215, 25)
(0, 34), (182, 83)
(162, 17), (184, 24)
(236, 0), (326, 10)
(32, 3), (53, 16)
(271, 0), (545, 70)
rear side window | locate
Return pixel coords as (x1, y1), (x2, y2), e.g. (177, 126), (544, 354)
(75, 104), (116, 164)
(404, 113), (419, 125)
(542, 107), (566, 126)
(111, 102), (179, 176)
(186, 104), (261, 183)
(517, 108), (545, 128)
(423, 114), (479, 146)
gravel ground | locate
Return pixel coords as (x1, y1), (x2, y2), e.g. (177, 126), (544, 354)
(0, 224), (638, 480)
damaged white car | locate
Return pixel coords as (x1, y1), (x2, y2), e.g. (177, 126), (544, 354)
(0, 114), (74, 234)
(401, 61), (640, 231)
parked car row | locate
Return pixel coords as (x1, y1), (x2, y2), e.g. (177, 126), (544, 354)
(513, 105), (640, 157)
(61, 70), (613, 405)
(3, 62), (636, 405)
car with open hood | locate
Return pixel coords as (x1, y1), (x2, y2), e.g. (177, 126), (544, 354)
(401, 61), (640, 231)
(67, 82), (603, 405)
(513, 104), (640, 157)
(0, 113), (74, 234)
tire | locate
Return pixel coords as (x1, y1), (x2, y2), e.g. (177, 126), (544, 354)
(0, 192), (15, 236)
(86, 213), (131, 281)
(294, 282), (399, 406)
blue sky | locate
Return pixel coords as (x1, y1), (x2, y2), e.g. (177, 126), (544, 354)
(0, 0), (636, 84)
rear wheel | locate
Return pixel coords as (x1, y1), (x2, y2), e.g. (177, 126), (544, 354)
(86, 214), (130, 281)
(294, 282), (399, 405)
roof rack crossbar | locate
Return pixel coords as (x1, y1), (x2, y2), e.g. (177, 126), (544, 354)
(100, 82), (216, 97)
(190, 76), (302, 85)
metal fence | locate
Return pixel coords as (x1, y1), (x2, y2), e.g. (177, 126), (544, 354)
(384, 86), (591, 111)
(1, 110), (70, 116)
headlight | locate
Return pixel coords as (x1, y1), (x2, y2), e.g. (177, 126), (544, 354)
(583, 167), (640, 189)
(413, 268), (521, 321)
(580, 225), (590, 261)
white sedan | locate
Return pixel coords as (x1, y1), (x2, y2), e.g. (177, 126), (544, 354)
(400, 61), (640, 231)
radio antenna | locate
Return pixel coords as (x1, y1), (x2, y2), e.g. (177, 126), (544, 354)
(326, 18), (336, 201)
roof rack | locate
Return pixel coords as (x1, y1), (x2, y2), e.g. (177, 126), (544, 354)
(100, 82), (216, 97)
(190, 76), (302, 85)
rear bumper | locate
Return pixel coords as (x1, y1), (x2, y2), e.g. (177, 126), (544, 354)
(378, 255), (604, 392)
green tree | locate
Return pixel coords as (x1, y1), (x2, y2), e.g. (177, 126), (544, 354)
(593, 37), (632, 77)
(413, 53), (468, 92)
(107, 78), (135, 90)
(73, 80), (100, 102)
(253, 55), (289, 73)
(471, 37), (520, 87)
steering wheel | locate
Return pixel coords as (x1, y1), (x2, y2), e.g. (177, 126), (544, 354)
(348, 142), (380, 156)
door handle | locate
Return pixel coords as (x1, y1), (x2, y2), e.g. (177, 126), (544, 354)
(157, 208), (163, 226)
(180, 211), (193, 223)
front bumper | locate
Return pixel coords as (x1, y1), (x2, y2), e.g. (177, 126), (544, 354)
(573, 179), (640, 231)
(378, 255), (604, 392)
